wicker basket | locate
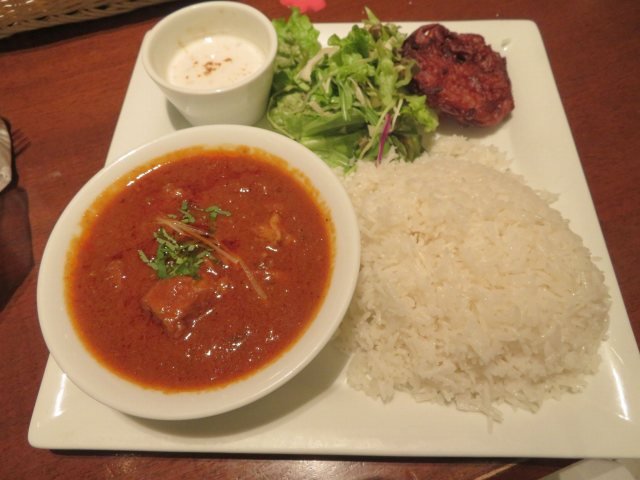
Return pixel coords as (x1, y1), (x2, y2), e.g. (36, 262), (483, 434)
(0, 0), (174, 39)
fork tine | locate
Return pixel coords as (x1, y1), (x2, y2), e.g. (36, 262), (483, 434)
(0, 117), (31, 157)
(10, 127), (30, 157)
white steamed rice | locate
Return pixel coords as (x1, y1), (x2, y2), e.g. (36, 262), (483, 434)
(336, 136), (610, 421)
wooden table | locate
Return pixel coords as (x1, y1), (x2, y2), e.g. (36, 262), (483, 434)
(1, 0), (638, 478)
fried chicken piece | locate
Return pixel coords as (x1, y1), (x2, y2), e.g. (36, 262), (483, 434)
(402, 24), (514, 127)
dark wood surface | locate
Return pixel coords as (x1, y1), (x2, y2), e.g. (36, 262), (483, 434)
(1, 1), (638, 478)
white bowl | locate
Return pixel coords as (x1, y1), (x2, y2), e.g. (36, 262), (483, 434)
(37, 125), (360, 420)
(141, 2), (277, 126)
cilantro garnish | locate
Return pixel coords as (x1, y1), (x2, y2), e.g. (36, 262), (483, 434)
(138, 200), (266, 299)
(138, 201), (231, 279)
(138, 228), (210, 279)
(179, 200), (196, 224)
(206, 205), (232, 220)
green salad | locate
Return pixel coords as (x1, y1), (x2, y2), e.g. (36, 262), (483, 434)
(267, 8), (438, 170)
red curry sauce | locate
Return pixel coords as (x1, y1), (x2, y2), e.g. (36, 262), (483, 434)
(65, 147), (333, 392)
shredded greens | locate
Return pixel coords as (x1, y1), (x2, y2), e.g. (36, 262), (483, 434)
(268, 8), (438, 170)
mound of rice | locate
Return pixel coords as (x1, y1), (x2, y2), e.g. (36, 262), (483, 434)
(336, 136), (610, 421)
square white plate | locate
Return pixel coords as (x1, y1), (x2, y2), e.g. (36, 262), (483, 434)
(29, 20), (640, 458)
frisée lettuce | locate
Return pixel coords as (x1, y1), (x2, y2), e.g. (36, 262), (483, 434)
(268, 8), (439, 170)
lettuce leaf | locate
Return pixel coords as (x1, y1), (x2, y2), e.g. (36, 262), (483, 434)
(268, 8), (438, 170)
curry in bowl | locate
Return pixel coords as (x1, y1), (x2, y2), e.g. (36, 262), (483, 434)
(66, 146), (333, 392)
(37, 125), (359, 420)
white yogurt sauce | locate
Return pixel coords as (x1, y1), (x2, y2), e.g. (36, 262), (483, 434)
(168, 34), (264, 90)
